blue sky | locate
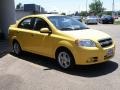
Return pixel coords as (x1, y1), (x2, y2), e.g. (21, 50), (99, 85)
(15, 0), (120, 14)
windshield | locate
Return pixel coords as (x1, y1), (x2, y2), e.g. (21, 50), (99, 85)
(102, 15), (112, 18)
(48, 16), (89, 31)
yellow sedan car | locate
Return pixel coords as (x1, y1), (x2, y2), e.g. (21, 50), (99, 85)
(9, 14), (115, 69)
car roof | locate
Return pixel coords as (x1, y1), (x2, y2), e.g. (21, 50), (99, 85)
(102, 15), (111, 17)
(26, 14), (63, 18)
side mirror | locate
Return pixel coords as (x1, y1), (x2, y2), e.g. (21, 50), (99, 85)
(40, 28), (51, 34)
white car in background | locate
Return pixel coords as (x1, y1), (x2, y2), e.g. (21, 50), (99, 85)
(85, 16), (98, 24)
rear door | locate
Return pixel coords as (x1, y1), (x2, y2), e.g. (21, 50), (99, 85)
(16, 17), (35, 51)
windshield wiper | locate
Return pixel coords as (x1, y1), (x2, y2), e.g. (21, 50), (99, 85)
(74, 27), (89, 30)
(60, 27), (89, 31)
(74, 28), (81, 30)
(80, 27), (89, 30)
(60, 27), (74, 30)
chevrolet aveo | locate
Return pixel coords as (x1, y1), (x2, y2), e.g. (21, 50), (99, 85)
(9, 14), (115, 69)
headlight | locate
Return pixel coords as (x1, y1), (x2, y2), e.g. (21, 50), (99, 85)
(75, 39), (96, 47)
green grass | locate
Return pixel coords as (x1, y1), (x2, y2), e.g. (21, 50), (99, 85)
(114, 21), (120, 25)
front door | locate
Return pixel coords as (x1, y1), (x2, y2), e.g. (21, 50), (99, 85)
(30, 17), (53, 56)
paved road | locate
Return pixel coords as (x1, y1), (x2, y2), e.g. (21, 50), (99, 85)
(0, 24), (120, 90)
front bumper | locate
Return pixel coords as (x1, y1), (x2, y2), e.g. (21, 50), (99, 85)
(87, 19), (98, 24)
(74, 44), (115, 65)
(102, 19), (114, 23)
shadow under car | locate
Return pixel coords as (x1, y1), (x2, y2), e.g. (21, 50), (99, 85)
(10, 51), (118, 77)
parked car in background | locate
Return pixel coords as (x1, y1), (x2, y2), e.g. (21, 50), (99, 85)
(112, 11), (119, 19)
(71, 16), (82, 22)
(113, 15), (119, 19)
(99, 15), (114, 24)
(9, 14), (115, 69)
(84, 16), (98, 24)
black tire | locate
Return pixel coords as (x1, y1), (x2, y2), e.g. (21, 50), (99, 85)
(111, 22), (114, 24)
(56, 49), (75, 70)
(13, 41), (22, 55)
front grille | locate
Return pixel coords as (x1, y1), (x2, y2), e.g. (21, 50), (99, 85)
(98, 38), (113, 48)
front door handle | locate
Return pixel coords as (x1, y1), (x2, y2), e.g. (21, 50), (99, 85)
(16, 31), (19, 34)
(31, 34), (34, 37)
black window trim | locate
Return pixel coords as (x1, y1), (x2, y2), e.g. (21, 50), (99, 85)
(33, 17), (52, 33)
(18, 17), (52, 34)
(18, 17), (35, 30)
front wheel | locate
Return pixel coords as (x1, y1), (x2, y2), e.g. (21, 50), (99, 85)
(111, 22), (114, 24)
(56, 49), (75, 69)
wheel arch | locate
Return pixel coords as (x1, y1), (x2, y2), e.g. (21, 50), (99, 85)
(54, 40), (76, 63)
(55, 46), (76, 68)
(12, 39), (23, 51)
(12, 39), (18, 44)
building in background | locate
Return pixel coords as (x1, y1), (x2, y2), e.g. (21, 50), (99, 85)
(0, 0), (16, 39)
(16, 4), (47, 20)
(0, 1), (48, 39)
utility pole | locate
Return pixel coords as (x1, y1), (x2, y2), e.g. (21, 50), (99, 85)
(86, 0), (88, 16)
(112, 0), (115, 16)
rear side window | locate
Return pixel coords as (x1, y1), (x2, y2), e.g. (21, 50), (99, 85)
(18, 18), (35, 30)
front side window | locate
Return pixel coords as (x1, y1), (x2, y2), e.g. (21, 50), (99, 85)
(48, 16), (89, 31)
(18, 18), (34, 30)
(34, 18), (49, 31)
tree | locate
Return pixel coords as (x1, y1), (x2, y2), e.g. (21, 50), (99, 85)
(75, 11), (79, 16)
(80, 11), (88, 16)
(61, 13), (66, 15)
(89, 0), (105, 15)
(16, 3), (22, 9)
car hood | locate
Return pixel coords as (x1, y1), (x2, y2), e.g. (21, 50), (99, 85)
(87, 18), (97, 20)
(62, 29), (111, 41)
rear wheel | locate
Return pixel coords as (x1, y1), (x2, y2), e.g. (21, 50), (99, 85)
(13, 41), (22, 55)
(56, 49), (75, 69)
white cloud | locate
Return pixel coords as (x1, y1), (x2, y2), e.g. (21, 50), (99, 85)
(115, 2), (120, 11)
